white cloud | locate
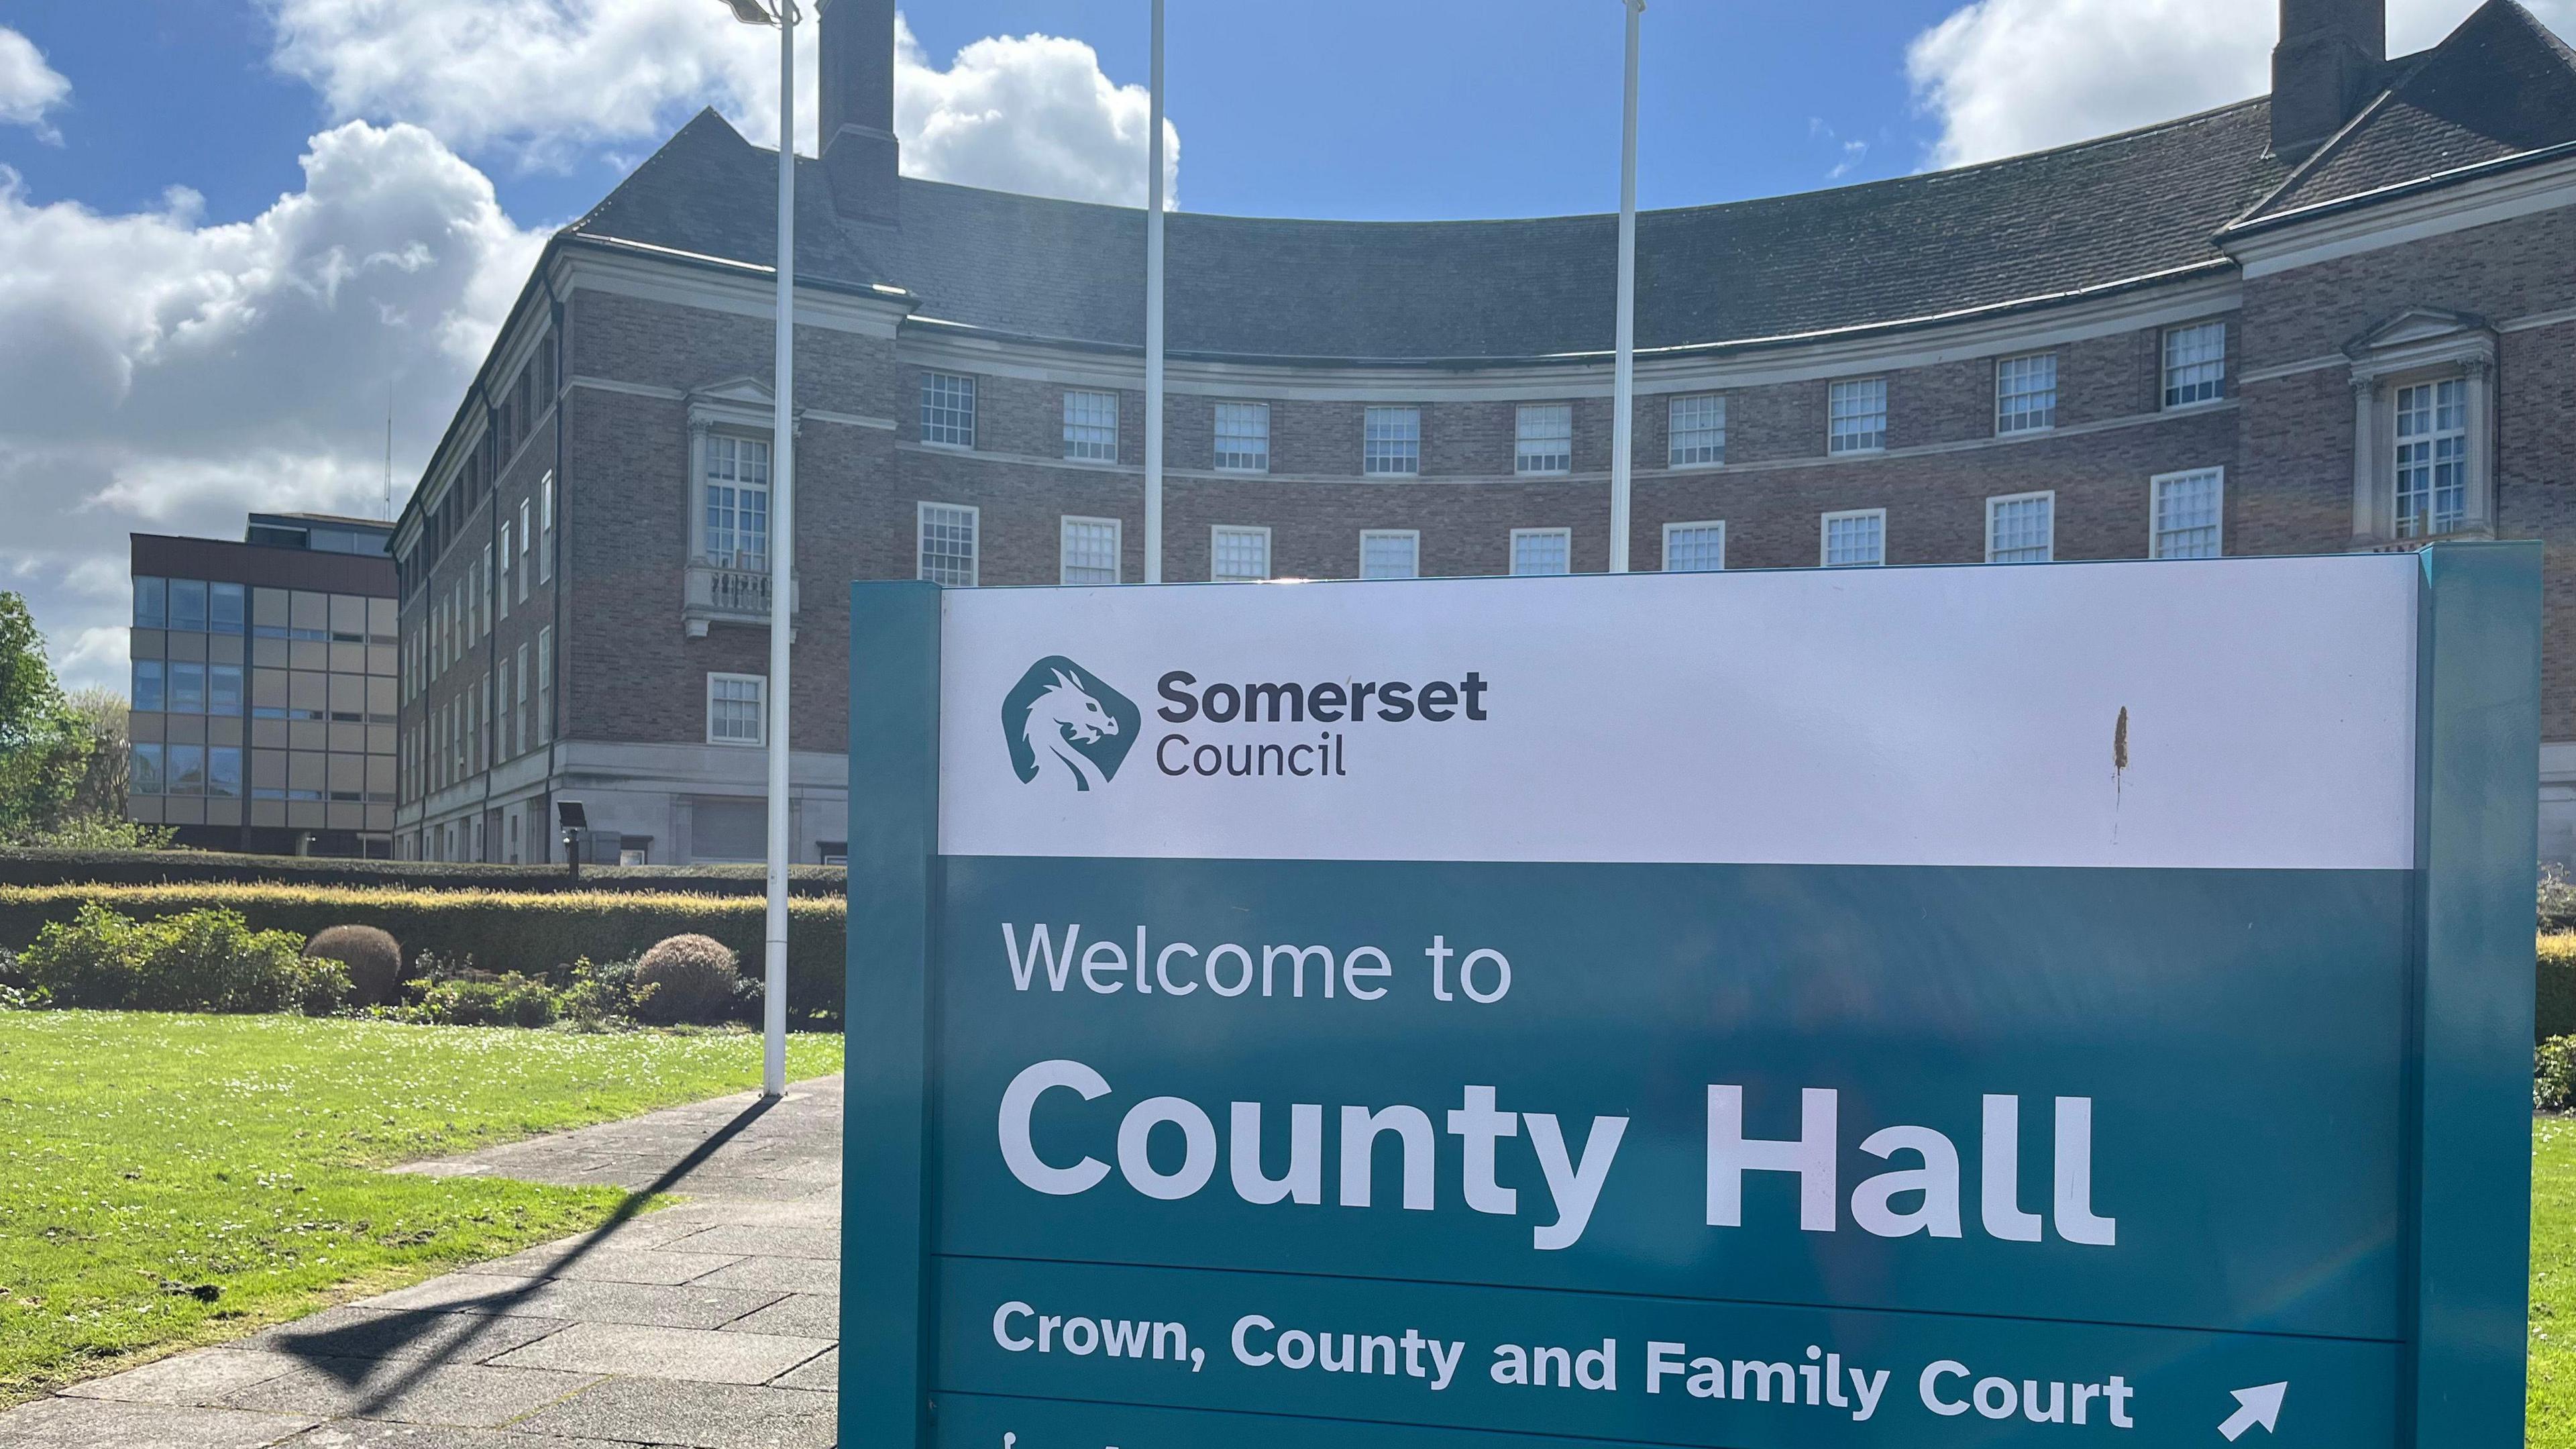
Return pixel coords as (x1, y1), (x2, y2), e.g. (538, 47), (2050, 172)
(1908, 0), (2576, 168)
(263, 1), (1179, 205)
(0, 121), (543, 690)
(0, 25), (72, 142)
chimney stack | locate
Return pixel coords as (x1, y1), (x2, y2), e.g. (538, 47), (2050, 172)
(2272, 0), (2386, 161)
(818, 0), (900, 225)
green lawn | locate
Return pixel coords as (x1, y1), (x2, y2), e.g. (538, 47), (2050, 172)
(2540, 1118), (2576, 1441)
(0, 1011), (841, 1405)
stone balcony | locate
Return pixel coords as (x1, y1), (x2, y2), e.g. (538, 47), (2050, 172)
(684, 560), (798, 636)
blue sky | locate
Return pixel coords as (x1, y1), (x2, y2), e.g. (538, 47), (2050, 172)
(0, 0), (2556, 688)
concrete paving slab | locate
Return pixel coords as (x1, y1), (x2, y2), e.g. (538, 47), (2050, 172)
(507, 1379), (835, 1449)
(659, 1226), (837, 1260)
(686, 1256), (837, 1295)
(718, 1295), (837, 1338)
(455, 1277), (789, 1331)
(239, 1307), (572, 1364)
(62, 1348), (309, 1406)
(468, 1246), (743, 1287)
(221, 1358), (601, 1428)
(488, 1322), (830, 1386)
(0, 1397), (317, 1448)
(276, 1424), (643, 1449)
(767, 1348), (837, 1394)
(355, 1274), (545, 1317)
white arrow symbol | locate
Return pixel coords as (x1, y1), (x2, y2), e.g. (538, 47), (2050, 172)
(2219, 1382), (2288, 1441)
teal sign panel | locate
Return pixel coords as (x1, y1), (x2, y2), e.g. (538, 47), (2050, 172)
(845, 546), (2540, 1448)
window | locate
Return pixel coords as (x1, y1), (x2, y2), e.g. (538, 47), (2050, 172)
(135, 576), (166, 629)
(1829, 379), (1888, 454)
(704, 435), (771, 570)
(1996, 354), (2057, 434)
(169, 580), (208, 632)
(1211, 526), (1271, 582)
(1214, 402), (1271, 472)
(708, 673), (766, 746)
(494, 667), (513, 761)
(1063, 390), (1118, 462)
(209, 663), (243, 714)
(2396, 379), (2468, 538)
(2163, 323), (2226, 409)
(168, 661), (206, 713)
(515, 645), (531, 755)
(207, 747), (242, 800)
(496, 520), (512, 621)
(1364, 407), (1420, 476)
(1511, 528), (1572, 576)
(538, 474), (554, 582)
(133, 660), (164, 712)
(167, 744), (205, 797)
(1360, 530), (1419, 580)
(1668, 394), (1725, 467)
(133, 743), (164, 796)
(1986, 491), (2055, 563)
(1821, 508), (1886, 567)
(1662, 522), (1726, 573)
(2151, 468), (2224, 559)
(921, 372), (977, 447)
(210, 583), (245, 634)
(537, 628), (553, 745)
(517, 500), (532, 600)
(1515, 405), (1572, 474)
(918, 502), (979, 587)
(1060, 516), (1120, 585)
(479, 548), (492, 636)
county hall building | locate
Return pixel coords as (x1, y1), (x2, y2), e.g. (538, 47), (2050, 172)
(388, 0), (2576, 867)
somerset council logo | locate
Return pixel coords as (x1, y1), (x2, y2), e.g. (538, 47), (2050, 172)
(1002, 656), (1140, 792)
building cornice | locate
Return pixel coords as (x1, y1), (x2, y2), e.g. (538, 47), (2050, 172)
(2218, 146), (2576, 278)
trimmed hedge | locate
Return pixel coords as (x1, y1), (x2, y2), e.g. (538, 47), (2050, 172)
(2544, 932), (2576, 1042)
(0, 883), (845, 1020)
(0, 848), (846, 898)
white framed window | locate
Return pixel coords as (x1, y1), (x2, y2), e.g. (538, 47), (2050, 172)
(496, 521), (512, 621)
(1996, 354), (2057, 435)
(1668, 394), (1725, 467)
(1828, 378), (1888, 454)
(478, 547), (492, 637)
(1060, 515), (1122, 585)
(918, 502), (979, 586)
(707, 672), (765, 747)
(1510, 527), (1572, 576)
(1214, 402), (1271, 472)
(703, 435), (771, 570)
(2151, 468), (2224, 559)
(1662, 521), (1726, 573)
(1063, 390), (1119, 462)
(1515, 404), (1572, 474)
(1359, 530), (1419, 580)
(921, 372), (977, 448)
(1211, 525), (1272, 582)
(1821, 508), (1887, 567)
(537, 473), (554, 582)
(1986, 490), (2055, 563)
(514, 644), (531, 756)
(517, 499), (533, 600)
(494, 667), (513, 761)
(2163, 323), (2226, 409)
(1364, 407), (1420, 476)
(536, 627), (553, 745)
(2395, 378), (2468, 538)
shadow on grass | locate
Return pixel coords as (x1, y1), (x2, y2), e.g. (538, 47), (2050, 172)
(266, 1093), (780, 1413)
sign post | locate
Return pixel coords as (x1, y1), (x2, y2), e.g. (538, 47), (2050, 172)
(844, 545), (2538, 1448)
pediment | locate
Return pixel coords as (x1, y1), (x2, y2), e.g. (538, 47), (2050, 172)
(2345, 307), (2492, 358)
(690, 374), (775, 407)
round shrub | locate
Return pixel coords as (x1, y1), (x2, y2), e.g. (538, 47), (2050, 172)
(303, 925), (404, 1006)
(634, 934), (743, 1025)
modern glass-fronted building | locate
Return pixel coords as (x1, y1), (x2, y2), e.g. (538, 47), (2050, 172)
(127, 513), (398, 856)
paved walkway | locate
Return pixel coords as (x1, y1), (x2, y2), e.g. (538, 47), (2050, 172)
(1, 1076), (846, 1449)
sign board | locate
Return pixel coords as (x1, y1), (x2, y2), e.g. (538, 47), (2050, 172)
(842, 545), (2539, 1449)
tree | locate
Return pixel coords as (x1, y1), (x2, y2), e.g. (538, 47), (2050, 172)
(0, 592), (93, 843)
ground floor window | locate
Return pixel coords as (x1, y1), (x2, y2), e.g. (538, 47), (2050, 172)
(1211, 526), (1271, 582)
(1662, 521), (1725, 573)
(1360, 530), (1419, 580)
(1822, 508), (1886, 567)
(1511, 528), (1571, 576)
(1986, 491), (2055, 564)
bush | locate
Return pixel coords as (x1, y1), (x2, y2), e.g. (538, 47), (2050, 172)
(394, 961), (562, 1028)
(559, 955), (649, 1029)
(2546, 865), (2576, 934)
(304, 924), (405, 1006)
(19, 904), (346, 1015)
(0, 883), (843, 1021)
(2542, 1034), (2576, 1112)
(2544, 933), (2576, 1043)
(635, 935), (745, 1026)
(0, 847), (845, 898)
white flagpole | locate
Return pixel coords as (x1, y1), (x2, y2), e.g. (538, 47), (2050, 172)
(760, 0), (796, 1099)
(1609, 0), (1643, 574)
(1144, 0), (1167, 584)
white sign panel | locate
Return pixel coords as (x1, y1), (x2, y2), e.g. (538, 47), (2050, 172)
(936, 556), (2419, 870)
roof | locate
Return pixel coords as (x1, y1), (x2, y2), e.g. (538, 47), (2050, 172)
(2243, 0), (2576, 225)
(549, 0), (2572, 368)
(252, 512), (394, 531)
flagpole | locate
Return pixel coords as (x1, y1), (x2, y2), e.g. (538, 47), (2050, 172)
(1144, 0), (1167, 584)
(759, 0), (796, 1099)
(1608, 0), (1643, 574)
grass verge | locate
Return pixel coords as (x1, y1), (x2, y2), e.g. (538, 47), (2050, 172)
(2540, 1117), (2576, 1440)
(0, 1010), (841, 1405)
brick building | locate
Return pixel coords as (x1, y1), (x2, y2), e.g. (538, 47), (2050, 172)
(390, 0), (2576, 865)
